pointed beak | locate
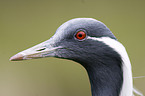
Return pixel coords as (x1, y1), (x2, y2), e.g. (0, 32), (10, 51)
(9, 38), (62, 61)
(9, 53), (24, 61)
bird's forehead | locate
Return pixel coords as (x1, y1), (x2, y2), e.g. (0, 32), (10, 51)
(52, 18), (100, 41)
(56, 18), (100, 32)
(51, 18), (116, 42)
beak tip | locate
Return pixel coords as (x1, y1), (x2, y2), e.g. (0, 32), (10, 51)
(9, 53), (24, 61)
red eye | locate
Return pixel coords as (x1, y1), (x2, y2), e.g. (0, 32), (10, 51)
(75, 31), (86, 40)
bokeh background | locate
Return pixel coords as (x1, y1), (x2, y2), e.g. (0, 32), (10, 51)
(0, 0), (145, 96)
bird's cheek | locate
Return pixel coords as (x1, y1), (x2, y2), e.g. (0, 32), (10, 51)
(55, 48), (78, 60)
(55, 49), (69, 58)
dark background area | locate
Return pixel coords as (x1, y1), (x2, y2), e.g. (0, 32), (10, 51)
(0, 0), (145, 96)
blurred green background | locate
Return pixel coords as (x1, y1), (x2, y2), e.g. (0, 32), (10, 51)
(0, 0), (145, 96)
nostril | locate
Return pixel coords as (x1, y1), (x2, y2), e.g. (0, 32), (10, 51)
(36, 48), (46, 51)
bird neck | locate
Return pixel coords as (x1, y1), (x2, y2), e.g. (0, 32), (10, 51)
(73, 37), (133, 96)
(83, 59), (123, 96)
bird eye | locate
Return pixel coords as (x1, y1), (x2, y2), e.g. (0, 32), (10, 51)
(75, 31), (86, 40)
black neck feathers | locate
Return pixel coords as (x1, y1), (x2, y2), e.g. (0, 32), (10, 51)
(75, 41), (123, 96)
(85, 59), (123, 96)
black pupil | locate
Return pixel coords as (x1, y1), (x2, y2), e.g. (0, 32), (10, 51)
(78, 33), (82, 37)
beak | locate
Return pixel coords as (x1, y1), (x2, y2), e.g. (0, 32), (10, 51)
(9, 38), (62, 61)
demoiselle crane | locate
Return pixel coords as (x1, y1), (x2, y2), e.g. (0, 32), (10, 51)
(10, 18), (143, 96)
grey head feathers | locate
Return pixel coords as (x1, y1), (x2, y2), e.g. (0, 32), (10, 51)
(53, 18), (116, 42)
